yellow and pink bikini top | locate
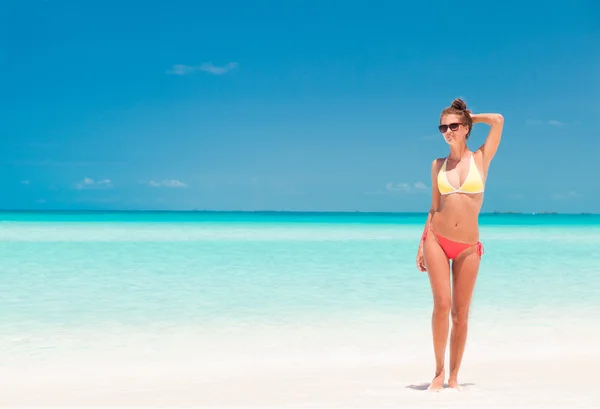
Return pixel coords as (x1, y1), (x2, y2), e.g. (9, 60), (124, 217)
(437, 153), (485, 195)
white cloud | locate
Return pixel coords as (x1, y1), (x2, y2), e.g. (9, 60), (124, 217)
(74, 177), (112, 190)
(21, 180), (30, 184)
(167, 62), (238, 76)
(412, 181), (428, 190)
(166, 64), (196, 75)
(526, 119), (565, 126)
(386, 182), (412, 193)
(553, 191), (579, 200)
(386, 181), (428, 193)
(147, 179), (188, 188)
(199, 62), (238, 75)
(366, 181), (428, 195)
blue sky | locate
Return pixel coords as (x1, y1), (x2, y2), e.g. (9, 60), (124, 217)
(3, 0), (599, 213)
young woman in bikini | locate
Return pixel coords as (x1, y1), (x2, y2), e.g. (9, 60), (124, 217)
(415, 98), (504, 391)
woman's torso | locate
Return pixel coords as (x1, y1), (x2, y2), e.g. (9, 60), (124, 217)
(431, 150), (486, 243)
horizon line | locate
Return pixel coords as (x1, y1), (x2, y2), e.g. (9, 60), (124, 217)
(0, 209), (597, 216)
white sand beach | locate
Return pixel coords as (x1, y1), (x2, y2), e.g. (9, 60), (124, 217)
(2, 357), (598, 408)
(1, 313), (599, 408)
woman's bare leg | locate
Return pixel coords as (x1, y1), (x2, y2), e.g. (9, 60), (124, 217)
(448, 247), (480, 389)
(423, 232), (450, 391)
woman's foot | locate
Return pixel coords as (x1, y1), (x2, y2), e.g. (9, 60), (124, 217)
(447, 377), (461, 391)
(427, 371), (445, 392)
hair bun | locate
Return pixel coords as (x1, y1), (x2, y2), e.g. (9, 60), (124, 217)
(451, 98), (467, 111)
(450, 98), (471, 115)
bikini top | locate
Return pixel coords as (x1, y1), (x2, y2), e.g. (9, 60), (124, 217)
(437, 153), (485, 195)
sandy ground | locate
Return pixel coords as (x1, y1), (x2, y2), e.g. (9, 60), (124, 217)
(2, 314), (599, 408)
(1, 354), (597, 408)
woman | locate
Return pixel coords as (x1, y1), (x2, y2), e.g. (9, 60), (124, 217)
(415, 98), (504, 391)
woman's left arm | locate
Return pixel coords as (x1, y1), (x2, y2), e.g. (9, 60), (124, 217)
(471, 113), (504, 165)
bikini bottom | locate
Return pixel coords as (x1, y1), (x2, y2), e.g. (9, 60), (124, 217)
(422, 223), (484, 260)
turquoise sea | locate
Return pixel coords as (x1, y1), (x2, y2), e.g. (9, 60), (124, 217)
(2, 211), (600, 403)
(2, 211), (600, 327)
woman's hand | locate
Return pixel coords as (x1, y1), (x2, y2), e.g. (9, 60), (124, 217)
(416, 245), (426, 272)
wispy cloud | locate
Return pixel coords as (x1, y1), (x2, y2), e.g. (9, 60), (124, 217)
(386, 181), (428, 193)
(147, 179), (188, 188)
(526, 119), (565, 126)
(553, 191), (580, 200)
(412, 181), (428, 190)
(166, 65), (197, 75)
(74, 177), (112, 190)
(166, 62), (238, 76)
(21, 180), (30, 185)
(366, 181), (428, 195)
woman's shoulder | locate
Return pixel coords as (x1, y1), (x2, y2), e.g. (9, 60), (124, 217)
(431, 157), (446, 173)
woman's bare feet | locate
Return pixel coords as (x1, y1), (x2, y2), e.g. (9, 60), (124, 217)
(447, 377), (461, 390)
(427, 371), (445, 392)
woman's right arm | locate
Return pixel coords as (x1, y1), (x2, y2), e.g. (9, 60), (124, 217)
(421, 159), (441, 240)
(416, 159), (441, 271)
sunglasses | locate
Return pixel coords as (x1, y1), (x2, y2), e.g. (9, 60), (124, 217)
(438, 123), (463, 133)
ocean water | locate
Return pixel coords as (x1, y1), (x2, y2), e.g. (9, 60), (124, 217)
(1, 211), (600, 376)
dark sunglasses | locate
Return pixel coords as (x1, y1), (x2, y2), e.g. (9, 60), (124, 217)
(438, 123), (462, 133)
